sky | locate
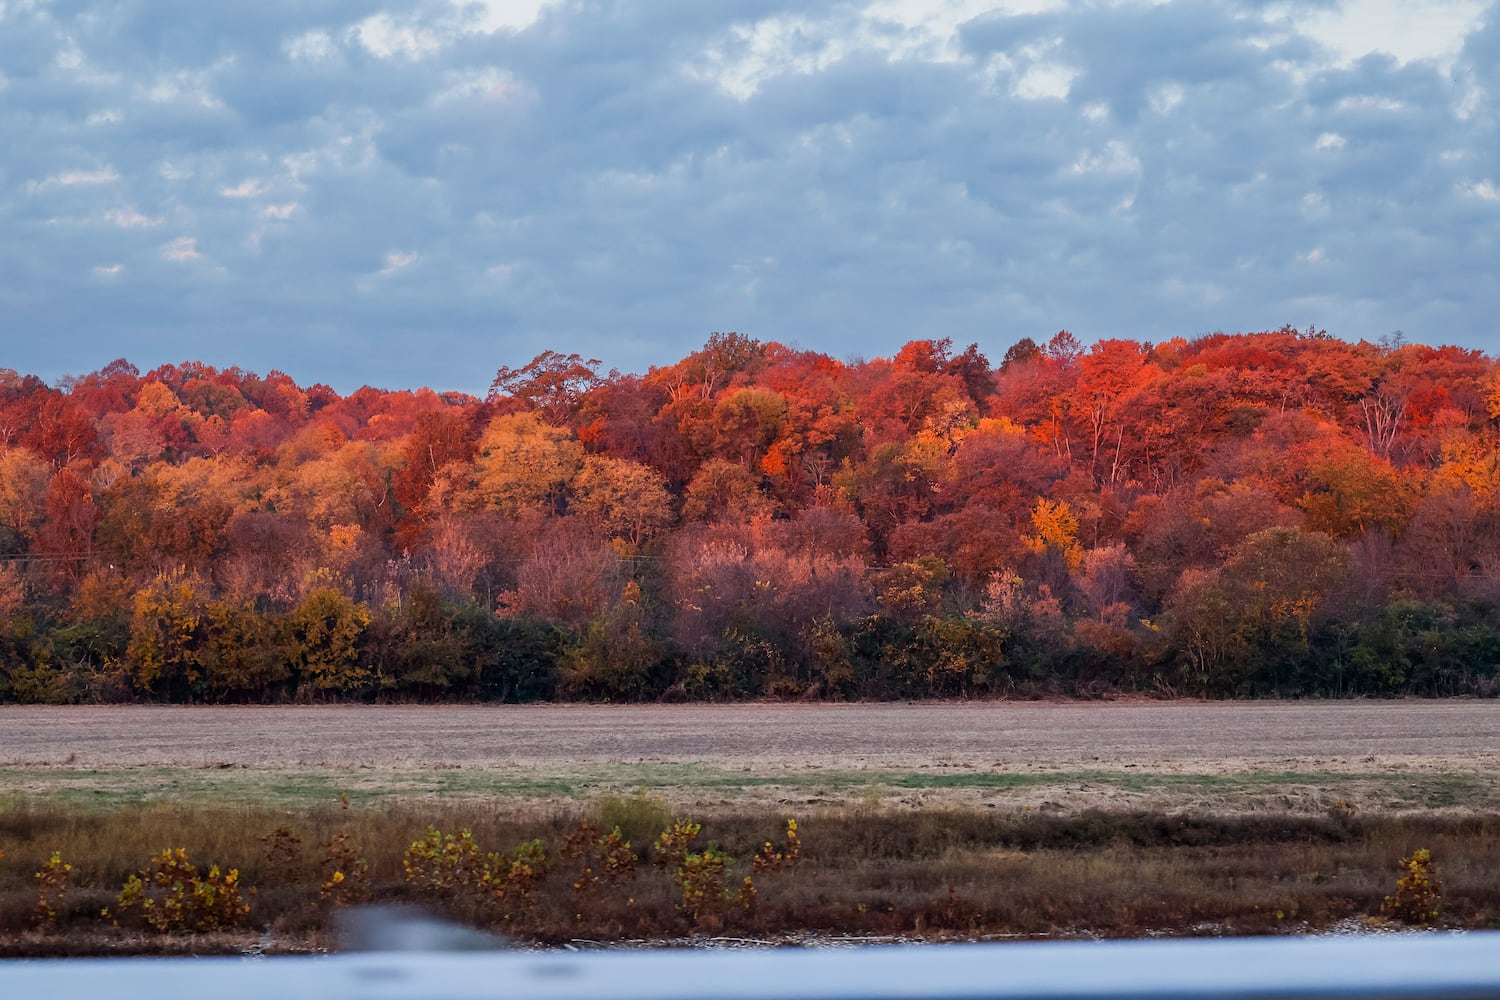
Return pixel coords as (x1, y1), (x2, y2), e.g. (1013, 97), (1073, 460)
(1, 0), (1497, 395)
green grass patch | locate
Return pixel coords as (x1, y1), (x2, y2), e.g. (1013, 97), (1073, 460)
(3, 764), (1494, 814)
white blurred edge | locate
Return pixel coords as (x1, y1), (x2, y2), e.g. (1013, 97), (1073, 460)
(3, 931), (1500, 1000)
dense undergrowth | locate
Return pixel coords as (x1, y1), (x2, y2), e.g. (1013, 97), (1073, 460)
(4, 581), (1500, 705)
(3, 793), (1498, 955)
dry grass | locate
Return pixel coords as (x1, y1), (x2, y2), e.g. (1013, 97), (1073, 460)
(3, 794), (1500, 955)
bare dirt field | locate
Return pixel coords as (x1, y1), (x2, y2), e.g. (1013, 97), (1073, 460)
(1, 701), (1497, 814)
(2, 701), (1497, 770)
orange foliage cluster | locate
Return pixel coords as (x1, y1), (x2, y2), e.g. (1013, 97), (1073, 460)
(1, 327), (1499, 701)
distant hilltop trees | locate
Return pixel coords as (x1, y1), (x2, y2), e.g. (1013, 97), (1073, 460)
(2, 327), (1499, 703)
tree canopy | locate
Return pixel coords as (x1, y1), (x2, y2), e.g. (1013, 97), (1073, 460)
(2, 330), (1499, 703)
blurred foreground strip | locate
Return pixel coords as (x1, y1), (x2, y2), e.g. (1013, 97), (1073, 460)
(337, 905), (512, 952)
(4, 929), (1499, 1000)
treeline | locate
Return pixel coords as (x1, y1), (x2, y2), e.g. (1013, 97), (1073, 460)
(2, 328), (1499, 703)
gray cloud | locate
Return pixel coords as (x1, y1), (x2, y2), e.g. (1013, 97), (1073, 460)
(1, 0), (1496, 394)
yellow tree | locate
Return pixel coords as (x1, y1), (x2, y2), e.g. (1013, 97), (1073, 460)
(1025, 497), (1083, 571)
(473, 412), (583, 517)
(263, 438), (393, 541)
(126, 574), (208, 700)
(570, 456), (674, 547)
(201, 600), (289, 701)
(286, 587), (372, 693)
(1299, 446), (1415, 538)
(1430, 436), (1499, 500)
(0, 447), (51, 552)
(682, 459), (774, 523)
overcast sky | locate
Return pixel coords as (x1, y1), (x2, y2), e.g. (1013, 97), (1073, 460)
(2, 0), (1497, 394)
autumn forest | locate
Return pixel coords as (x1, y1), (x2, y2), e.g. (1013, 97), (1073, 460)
(2, 328), (1499, 704)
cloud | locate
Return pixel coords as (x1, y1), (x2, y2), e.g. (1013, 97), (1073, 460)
(1069, 140), (1141, 176)
(283, 30), (339, 64)
(461, 0), (564, 34)
(0, 0), (1496, 394)
(104, 208), (162, 227)
(354, 13), (445, 60)
(219, 179), (268, 198)
(378, 250), (420, 275)
(26, 167), (121, 193)
(1461, 178), (1500, 201)
(1287, 0), (1490, 68)
(161, 236), (200, 261)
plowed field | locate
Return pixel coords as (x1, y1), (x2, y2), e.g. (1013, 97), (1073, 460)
(2, 701), (1496, 814)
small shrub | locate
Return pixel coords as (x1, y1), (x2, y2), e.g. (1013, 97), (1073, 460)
(483, 839), (550, 905)
(561, 822), (636, 895)
(654, 819), (701, 869)
(405, 826), (550, 908)
(1327, 799), (1357, 819)
(753, 818), (801, 874)
(320, 831), (370, 906)
(115, 848), (251, 933)
(651, 818), (754, 923)
(34, 851), (72, 929)
(938, 883), (979, 930)
(737, 874), (757, 910)
(260, 825), (304, 880)
(1383, 848), (1441, 924)
(404, 827), (487, 893)
(676, 845), (755, 922)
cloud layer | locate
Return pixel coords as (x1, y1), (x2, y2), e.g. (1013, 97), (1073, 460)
(2, 0), (1496, 392)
